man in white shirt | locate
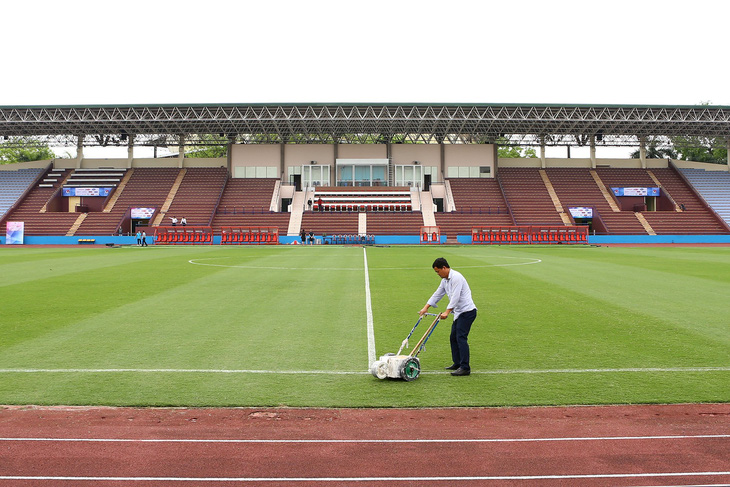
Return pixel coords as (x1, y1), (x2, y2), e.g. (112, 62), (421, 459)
(419, 257), (478, 376)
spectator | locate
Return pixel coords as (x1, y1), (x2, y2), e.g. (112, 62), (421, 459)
(181, 217), (187, 226)
(171, 217), (178, 226)
(300, 228), (306, 245)
(136, 230), (142, 246)
(141, 231), (148, 247)
(317, 197), (323, 211)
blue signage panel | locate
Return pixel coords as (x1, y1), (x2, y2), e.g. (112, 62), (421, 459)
(63, 187), (112, 197)
(611, 187), (660, 197)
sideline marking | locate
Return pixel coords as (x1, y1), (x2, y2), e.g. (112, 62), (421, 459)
(0, 472), (728, 482)
(2, 434), (729, 444)
(0, 367), (727, 375)
(363, 247), (376, 367)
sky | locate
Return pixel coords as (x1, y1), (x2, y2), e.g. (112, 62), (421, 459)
(3, 0), (728, 107)
(2, 0), (728, 158)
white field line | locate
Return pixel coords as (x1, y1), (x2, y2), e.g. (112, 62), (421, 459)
(0, 367), (728, 375)
(1, 434), (729, 444)
(0, 472), (728, 483)
(363, 247), (376, 367)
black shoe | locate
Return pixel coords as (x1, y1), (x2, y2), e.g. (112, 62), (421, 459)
(444, 364), (459, 370)
(451, 367), (471, 376)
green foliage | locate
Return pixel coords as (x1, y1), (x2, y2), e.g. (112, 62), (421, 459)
(497, 145), (538, 158)
(0, 245), (727, 407)
(672, 135), (727, 163)
(0, 138), (56, 164)
(184, 134), (228, 158)
(495, 136), (537, 158)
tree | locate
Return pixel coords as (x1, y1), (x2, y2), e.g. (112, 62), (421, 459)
(671, 135), (727, 164)
(630, 138), (678, 160)
(183, 134), (228, 158)
(0, 138), (56, 164)
(495, 137), (537, 158)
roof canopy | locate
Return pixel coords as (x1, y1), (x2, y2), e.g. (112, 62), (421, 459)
(1, 103), (729, 147)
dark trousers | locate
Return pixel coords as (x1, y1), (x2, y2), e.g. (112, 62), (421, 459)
(450, 308), (477, 370)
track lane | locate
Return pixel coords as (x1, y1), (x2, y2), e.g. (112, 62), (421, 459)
(0, 404), (728, 486)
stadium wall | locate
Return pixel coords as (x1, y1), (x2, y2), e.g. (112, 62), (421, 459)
(3, 234), (730, 246)
(497, 158), (672, 168)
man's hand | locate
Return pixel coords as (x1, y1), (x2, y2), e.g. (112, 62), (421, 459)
(440, 310), (452, 320)
(419, 305), (430, 316)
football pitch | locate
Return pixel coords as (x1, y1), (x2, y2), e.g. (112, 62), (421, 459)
(0, 244), (728, 407)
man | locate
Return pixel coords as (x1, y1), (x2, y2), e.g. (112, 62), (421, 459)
(419, 257), (477, 376)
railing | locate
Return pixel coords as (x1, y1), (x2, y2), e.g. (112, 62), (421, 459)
(216, 206), (276, 214)
(447, 207), (506, 214)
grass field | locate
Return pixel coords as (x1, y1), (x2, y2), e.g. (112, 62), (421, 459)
(0, 244), (728, 407)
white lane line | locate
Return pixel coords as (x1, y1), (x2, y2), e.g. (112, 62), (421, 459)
(1, 434), (728, 444)
(363, 247), (376, 367)
(0, 367), (727, 375)
(0, 472), (728, 482)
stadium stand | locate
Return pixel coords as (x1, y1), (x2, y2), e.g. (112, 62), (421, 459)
(546, 167), (649, 234)
(2, 168), (80, 235)
(434, 178), (514, 239)
(0, 168), (44, 218)
(366, 212), (424, 235)
(497, 168), (564, 225)
(679, 168), (730, 227)
(161, 167), (228, 227)
(311, 186), (413, 212)
(74, 167), (180, 236)
(211, 178), (291, 235)
(300, 212), (359, 236)
(642, 167), (729, 234)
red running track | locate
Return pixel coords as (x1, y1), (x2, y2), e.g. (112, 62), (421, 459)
(0, 403), (728, 486)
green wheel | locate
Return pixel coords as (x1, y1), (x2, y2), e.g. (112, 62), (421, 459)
(399, 357), (420, 381)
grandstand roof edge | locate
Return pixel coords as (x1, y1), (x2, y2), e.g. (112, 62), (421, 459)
(2, 102), (730, 110)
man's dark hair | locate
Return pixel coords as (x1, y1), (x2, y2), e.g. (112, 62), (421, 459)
(432, 257), (450, 269)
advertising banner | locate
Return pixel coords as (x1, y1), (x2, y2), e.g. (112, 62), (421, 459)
(569, 207), (593, 218)
(131, 207), (156, 219)
(62, 187), (112, 197)
(611, 187), (660, 197)
(6, 221), (24, 245)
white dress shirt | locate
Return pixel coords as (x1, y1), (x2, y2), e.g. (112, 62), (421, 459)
(427, 269), (477, 319)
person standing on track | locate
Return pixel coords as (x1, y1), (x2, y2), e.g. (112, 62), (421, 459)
(419, 257), (477, 376)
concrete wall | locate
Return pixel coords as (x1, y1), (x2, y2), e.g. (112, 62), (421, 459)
(497, 158), (673, 169)
(337, 144), (387, 159)
(390, 144), (440, 166)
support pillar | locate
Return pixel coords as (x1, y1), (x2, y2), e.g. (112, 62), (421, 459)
(440, 142), (446, 181)
(727, 137), (730, 173)
(226, 137), (234, 177)
(386, 141), (392, 186)
(590, 136), (596, 169)
(540, 136), (546, 168)
(76, 136), (84, 168)
(178, 136), (185, 168)
(639, 136), (647, 169)
(333, 141), (338, 187)
(127, 135), (134, 169)
(280, 142), (285, 180)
